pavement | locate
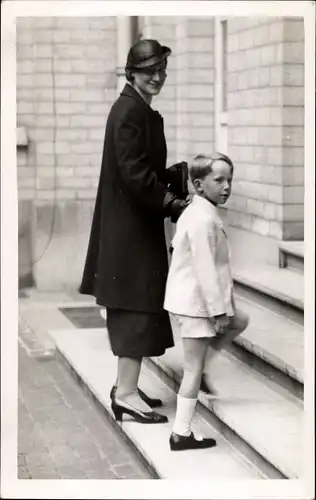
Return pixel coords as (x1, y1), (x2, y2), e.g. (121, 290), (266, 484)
(18, 306), (153, 480)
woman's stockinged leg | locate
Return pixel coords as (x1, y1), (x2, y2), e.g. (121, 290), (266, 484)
(115, 356), (151, 412)
(116, 356), (141, 394)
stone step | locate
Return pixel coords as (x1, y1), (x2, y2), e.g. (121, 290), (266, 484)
(150, 333), (303, 479)
(23, 290), (304, 481)
(233, 264), (304, 321)
(233, 294), (303, 396)
(279, 241), (304, 274)
(149, 285), (304, 478)
(50, 328), (276, 480)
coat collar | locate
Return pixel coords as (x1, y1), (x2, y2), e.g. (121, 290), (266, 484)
(192, 195), (223, 224)
(120, 83), (162, 117)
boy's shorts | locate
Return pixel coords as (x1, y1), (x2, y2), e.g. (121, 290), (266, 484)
(169, 310), (248, 339)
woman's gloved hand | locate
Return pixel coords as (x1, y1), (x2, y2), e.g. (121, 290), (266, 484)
(169, 198), (189, 223)
(163, 191), (190, 222)
(166, 161), (189, 199)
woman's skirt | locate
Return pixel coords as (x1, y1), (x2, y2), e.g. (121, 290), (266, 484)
(106, 307), (174, 358)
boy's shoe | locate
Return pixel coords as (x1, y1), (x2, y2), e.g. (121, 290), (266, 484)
(169, 432), (216, 451)
(200, 374), (217, 395)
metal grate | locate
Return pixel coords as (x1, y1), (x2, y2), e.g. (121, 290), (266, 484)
(59, 306), (106, 329)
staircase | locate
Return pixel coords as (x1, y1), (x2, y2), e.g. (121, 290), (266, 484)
(50, 241), (305, 481)
(147, 258), (304, 479)
(278, 241), (304, 274)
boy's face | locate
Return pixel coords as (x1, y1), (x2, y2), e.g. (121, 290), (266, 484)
(196, 160), (233, 205)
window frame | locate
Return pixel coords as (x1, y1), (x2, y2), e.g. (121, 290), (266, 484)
(215, 17), (228, 153)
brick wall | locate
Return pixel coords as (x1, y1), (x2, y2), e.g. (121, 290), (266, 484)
(226, 16), (304, 241)
(17, 16), (305, 289)
(142, 17), (215, 185)
(142, 17), (215, 248)
(175, 17), (215, 164)
(17, 16), (116, 202)
(141, 16), (177, 165)
(281, 18), (304, 240)
(17, 17), (117, 289)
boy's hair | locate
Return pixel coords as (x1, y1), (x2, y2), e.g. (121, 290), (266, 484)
(189, 153), (234, 182)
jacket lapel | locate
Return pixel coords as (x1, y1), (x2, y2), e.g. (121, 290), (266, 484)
(121, 84), (153, 113)
(193, 195), (228, 237)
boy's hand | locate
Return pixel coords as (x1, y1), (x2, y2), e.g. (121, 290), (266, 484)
(213, 314), (230, 334)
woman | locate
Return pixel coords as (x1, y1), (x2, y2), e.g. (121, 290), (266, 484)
(80, 39), (189, 424)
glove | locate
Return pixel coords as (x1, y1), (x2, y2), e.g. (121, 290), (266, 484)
(166, 161), (189, 199)
(169, 198), (189, 223)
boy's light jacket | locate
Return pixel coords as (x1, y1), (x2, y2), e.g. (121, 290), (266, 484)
(164, 195), (234, 318)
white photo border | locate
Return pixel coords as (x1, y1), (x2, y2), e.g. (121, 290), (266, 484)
(1, 1), (315, 499)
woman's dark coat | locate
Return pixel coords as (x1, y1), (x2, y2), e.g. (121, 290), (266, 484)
(80, 84), (185, 314)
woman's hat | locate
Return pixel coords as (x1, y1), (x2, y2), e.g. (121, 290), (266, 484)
(125, 39), (172, 70)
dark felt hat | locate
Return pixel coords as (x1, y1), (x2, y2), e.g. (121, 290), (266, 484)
(125, 39), (172, 70)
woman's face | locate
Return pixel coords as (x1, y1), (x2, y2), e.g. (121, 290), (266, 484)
(132, 60), (167, 98)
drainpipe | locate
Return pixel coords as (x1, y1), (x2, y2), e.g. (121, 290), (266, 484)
(116, 16), (134, 95)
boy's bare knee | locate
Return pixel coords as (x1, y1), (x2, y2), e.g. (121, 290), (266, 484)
(237, 309), (248, 324)
(238, 311), (249, 331)
(230, 310), (249, 334)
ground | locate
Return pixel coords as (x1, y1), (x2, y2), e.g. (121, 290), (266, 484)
(18, 325), (153, 480)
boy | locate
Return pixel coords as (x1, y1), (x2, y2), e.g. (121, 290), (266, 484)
(164, 153), (249, 451)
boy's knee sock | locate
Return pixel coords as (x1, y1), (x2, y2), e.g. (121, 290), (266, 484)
(172, 395), (197, 437)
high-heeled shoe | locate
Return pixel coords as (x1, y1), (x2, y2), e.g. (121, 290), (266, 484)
(110, 385), (162, 408)
(111, 398), (168, 424)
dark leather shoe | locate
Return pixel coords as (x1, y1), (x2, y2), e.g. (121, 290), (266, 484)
(111, 399), (168, 424)
(110, 386), (162, 408)
(169, 432), (216, 451)
(200, 375), (217, 395)
(138, 388), (162, 408)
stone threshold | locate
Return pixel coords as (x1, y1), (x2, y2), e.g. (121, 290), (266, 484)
(279, 241), (304, 259)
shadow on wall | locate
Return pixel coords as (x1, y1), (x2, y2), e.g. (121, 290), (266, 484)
(31, 200), (95, 291)
(18, 196), (96, 292)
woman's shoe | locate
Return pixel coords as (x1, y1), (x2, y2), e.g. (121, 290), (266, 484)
(169, 432), (216, 451)
(110, 385), (162, 408)
(138, 388), (162, 408)
(111, 399), (168, 424)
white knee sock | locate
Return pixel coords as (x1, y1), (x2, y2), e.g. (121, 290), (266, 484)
(172, 395), (197, 437)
